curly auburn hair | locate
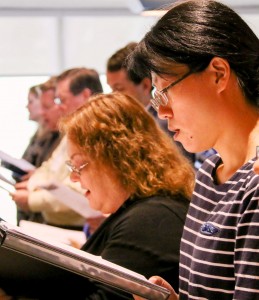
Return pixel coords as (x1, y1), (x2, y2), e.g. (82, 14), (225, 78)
(59, 92), (195, 200)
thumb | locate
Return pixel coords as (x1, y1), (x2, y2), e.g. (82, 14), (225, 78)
(149, 276), (178, 300)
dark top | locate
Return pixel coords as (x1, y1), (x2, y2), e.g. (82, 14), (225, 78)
(80, 194), (189, 299)
(22, 129), (61, 168)
(2, 130), (61, 179)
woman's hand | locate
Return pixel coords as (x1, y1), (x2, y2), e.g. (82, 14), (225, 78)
(14, 180), (28, 189)
(20, 170), (35, 181)
(10, 189), (30, 211)
(133, 276), (179, 300)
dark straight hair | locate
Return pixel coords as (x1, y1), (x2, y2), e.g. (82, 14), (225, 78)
(128, 0), (259, 107)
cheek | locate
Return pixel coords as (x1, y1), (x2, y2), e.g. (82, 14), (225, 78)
(168, 99), (190, 120)
(91, 174), (110, 197)
(53, 110), (61, 119)
(59, 105), (68, 114)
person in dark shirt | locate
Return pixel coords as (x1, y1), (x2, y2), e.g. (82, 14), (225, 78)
(57, 92), (195, 299)
(22, 77), (62, 170)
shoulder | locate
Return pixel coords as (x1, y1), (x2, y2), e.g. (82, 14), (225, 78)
(122, 195), (189, 223)
(47, 136), (67, 159)
(195, 153), (221, 181)
(240, 159), (259, 195)
(108, 196), (188, 245)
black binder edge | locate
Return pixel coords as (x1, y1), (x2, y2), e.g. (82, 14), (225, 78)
(0, 221), (170, 300)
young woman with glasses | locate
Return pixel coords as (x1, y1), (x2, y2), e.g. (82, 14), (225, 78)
(128, 0), (259, 299)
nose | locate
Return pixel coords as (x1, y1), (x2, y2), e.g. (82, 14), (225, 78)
(70, 172), (80, 182)
(158, 104), (173, 120)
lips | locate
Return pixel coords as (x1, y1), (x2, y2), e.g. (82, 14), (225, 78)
(172, 129), (180, 140)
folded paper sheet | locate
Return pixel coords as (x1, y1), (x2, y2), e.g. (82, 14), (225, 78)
(0, 150), (35, 173)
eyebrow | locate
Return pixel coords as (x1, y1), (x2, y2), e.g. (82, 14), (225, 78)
(113, 84), (124, 88)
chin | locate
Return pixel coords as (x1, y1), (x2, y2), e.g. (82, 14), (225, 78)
(180, 138), (197, 153)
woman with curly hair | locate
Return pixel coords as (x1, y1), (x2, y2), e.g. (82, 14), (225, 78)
(59, 91), (195, 299)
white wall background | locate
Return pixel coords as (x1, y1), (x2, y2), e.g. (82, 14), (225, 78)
(0, 15), (157, 76)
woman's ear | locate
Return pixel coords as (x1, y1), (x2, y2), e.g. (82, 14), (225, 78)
(208, 57), (230, 92)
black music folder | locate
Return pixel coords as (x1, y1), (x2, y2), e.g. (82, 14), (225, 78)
(0, 219), (170, 300)
(0, 150), (35, 179)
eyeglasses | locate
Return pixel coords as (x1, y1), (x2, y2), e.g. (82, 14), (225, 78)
(65, 160), (88, 176)
(151, 70), (193, 111)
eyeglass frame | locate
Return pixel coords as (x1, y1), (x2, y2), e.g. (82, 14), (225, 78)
(65, 160), (88, 176)
(151, 70), (193, 111)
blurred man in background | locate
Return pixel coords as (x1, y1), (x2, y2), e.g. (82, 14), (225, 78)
(106, 42), (196, 164)
(12, 68), (103, 230)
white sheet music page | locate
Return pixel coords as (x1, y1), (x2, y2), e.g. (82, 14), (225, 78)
(0, 172), (15, 193)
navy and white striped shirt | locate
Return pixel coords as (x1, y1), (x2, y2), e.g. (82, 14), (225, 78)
(180, 154), (259, 300)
